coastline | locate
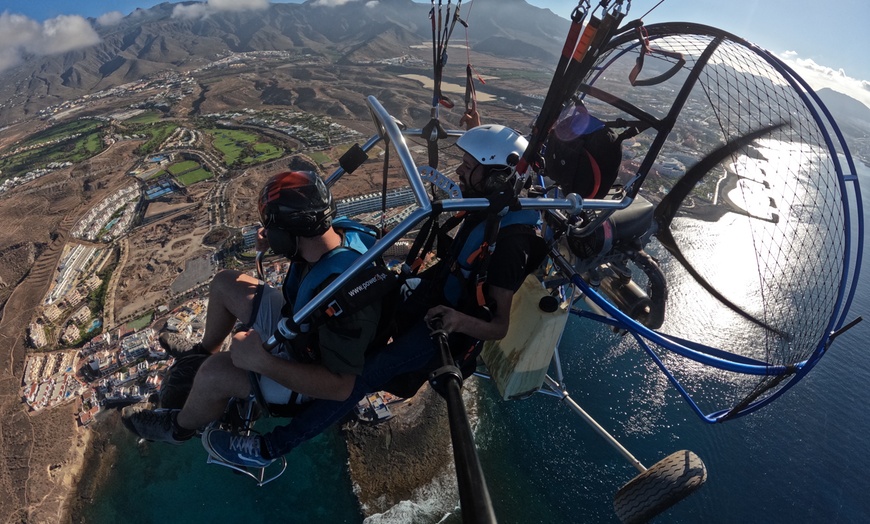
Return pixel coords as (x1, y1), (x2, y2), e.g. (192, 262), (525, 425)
(345, 384), (454, 518)
(14, 164), (752, 524)
(0, 144), (146, 524)
(62, 384), (464, 523)
(345, 380), (486, 523)
(65, 412), (123, 523)
(0, 221), (85, 523)
(677, 166), (753, 223)
(59, 424), (95, 523)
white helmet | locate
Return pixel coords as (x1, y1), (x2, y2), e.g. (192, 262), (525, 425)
(456, 124), (528, 170)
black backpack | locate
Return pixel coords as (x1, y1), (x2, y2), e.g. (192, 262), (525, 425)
(545, 124), (625, 199)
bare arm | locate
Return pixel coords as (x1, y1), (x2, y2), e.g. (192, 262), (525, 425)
(459, 107), (481, 130)
(256, 227), (270, 252)
(424, 284), (514, 341)
(229, 330), (355, 401)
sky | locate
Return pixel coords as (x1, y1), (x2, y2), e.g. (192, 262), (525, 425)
(0, 0), (868, 109)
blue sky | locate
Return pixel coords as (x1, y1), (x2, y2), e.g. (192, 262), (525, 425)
(1, 0), (868, 108)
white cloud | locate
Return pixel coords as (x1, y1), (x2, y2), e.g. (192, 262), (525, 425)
(0, 48), (23, 73)
(365, 1), (380, 7)
(36, 15), (102, 54)
(778, 51), (870, 111)
(0, 12), (100, 73)
(0, 13), (41, 49)
(96, 11), (125, 26)
(173, 3), (212, 20)
(172, 0), (269, 19)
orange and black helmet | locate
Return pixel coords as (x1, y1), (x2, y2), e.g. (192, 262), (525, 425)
(258, 170), (336, 237)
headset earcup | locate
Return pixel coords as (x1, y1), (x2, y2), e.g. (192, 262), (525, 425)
(266, 228), (297, 257)
(483, 167), (512, 195)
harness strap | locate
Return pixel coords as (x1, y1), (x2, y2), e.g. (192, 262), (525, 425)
(405, 211), (467, 277)
(460, 0), (476, 118)
(405, 208), (538, 314)
(431, 0), (463, 110)
(464, 64), (478, 117)
(404, 214), (437, 275)
(291, 249), (363, 315)
(284, 220), (380, 316)
(422, 117), (448, 169)
(429, 2), (438, 100)
(517, 3), (587, 176)
(629, 24), (687, 87)
(583, 148), (602, 199)
(572, 14), (600, 63)
(470, 213), (502, 307)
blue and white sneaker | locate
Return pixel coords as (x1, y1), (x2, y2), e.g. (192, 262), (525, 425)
(201, 427), (275, 468)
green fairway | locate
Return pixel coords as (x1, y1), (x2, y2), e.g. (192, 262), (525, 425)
(136, 123), (179, 155)
(176, 168), (212, 186)
(308, 151), (331, 164)
(168, 160), (200, 175)
(0, 120), (107, 179)
(251, 142), (283, 163)
(209, 128), (253, 164)
(19, 119), (102, 149)
(80, 133), (103, 155)
(207, 128), (283, 166)
(126, 311), (154, 331)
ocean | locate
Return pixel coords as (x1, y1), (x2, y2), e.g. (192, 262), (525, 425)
(79, 161), (870, 523)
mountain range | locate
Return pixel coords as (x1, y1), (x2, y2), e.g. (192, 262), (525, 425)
(817, 88), (870, 136)
(0, 0), (567, 123)
(0, 0), (866, 162)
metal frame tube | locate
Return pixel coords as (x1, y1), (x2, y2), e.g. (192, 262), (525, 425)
(275, 96), (647, 340)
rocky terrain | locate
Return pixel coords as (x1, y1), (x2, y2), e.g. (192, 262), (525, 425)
(346, 385), (456, 517)
(0, 0), (567, 125)
(0, 142), (140, 523)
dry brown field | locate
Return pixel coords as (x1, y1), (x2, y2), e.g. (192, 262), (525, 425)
(0, 139), (148, 522)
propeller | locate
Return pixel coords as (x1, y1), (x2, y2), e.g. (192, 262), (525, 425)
(653, 122), (790, 339)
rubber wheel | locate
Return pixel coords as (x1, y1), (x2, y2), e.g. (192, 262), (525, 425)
(613, 450), (707, 524)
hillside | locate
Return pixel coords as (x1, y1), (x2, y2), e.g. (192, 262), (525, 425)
(0, 0), (567, 123)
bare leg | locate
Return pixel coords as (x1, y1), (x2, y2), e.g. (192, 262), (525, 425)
(199, 270), (262, 353)
(176, 352), (250, 430)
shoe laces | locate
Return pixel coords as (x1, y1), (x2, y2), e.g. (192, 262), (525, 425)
(228, 435), (260, 457)
(139, 409), (174, 431)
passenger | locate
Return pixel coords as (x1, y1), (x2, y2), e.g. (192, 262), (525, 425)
(222, 122), (545, 461)
(122, 170), (382, 468)
(126, 120), (544, 467)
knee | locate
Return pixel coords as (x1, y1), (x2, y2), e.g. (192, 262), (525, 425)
(209, 269), (258, 308)
(194, 353), (225, 385)
(193, 353), (245, 393)
(210, 269), (244, 295)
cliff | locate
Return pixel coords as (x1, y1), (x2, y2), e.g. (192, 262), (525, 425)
(344, 384), (460, 520)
